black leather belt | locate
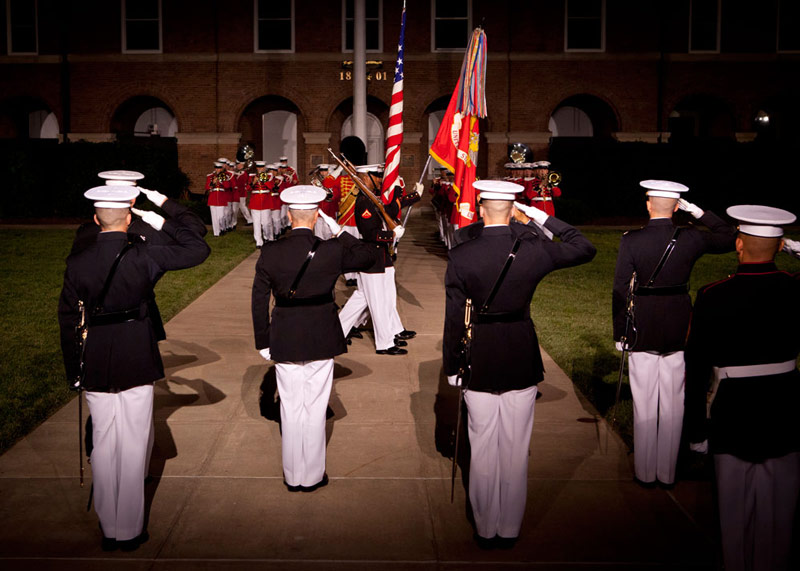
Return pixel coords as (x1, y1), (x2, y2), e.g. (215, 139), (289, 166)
(274, 293), (334, 307)
(90, 307), (144, 326)
(474, 309), (528, 324)
(635, 284), (689, 296)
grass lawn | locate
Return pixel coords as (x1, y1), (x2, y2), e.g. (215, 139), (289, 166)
(0, 226), (256, 453)
(532, 227), (800, 450)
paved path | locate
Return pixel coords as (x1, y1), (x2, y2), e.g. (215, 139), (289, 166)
(0, 206), (717, 569)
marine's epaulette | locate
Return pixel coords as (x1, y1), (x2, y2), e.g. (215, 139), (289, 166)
(698, 274), (734, 294)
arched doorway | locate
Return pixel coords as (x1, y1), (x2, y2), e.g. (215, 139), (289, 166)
(238, 95), (300, 166)
(0, 97), (59, 139)
(550, 94), (618, 139)
(330, 96), (389, 166)
(111, 96), (177, 138)
(341, 113), (384, 164)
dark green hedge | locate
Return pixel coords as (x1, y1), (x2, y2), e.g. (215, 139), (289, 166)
(0, 137), (193, 220)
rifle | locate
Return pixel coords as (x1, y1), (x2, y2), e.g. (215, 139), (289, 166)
(451, 298), (473, 503)
(611, 272), (637, 426)
(75, 300), (88, 487)
(327, 148), (398, 231)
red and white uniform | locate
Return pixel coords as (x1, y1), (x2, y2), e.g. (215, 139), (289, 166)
(530, 179), (561, 217)
(205, 170), (229, 236)
(249, 172), (275, 246)
(235, 169), (252, 224)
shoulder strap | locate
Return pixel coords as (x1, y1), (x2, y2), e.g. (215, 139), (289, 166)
(645, 227), (682, 287)
(93, 241), (136, 315)
(479, 238), (522, 314)
(288, 238), (322, 299)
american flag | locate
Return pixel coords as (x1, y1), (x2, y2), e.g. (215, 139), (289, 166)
(380, 1), (406, 205)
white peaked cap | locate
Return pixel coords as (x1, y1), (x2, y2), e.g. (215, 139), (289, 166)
(255, 161), (266, 167)
(98, 170), (144, 186)
(640, 179), (689, 199)
(727, 205), (796, 238)
(281, 185), (326, 209)
(474, 180), (524, 201)
(85, 185), (139, 208)
(356, 163), (384, 174)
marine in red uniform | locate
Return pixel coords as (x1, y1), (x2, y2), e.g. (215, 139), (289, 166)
(249, 161), (275, 247)
(205, 161), (228, 237)
(530, 161), (561, 217)
(234, 159), (252, 225)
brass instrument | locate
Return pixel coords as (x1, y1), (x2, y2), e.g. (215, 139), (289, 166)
(327, 148), (398, 230)
(257, 172), (270, 183)
(236, 144), (256, 171)
(509, 142), (531, 164)
(548, 171), (562, 186)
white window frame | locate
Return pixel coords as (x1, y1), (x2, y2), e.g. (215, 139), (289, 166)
(121, 0), (163, 54)
(254, 0), (295, 53)
(341, 0), (383, 53)
(564, 0), (606, 53)
(6, 0), (38, 55)
(777, 0), (800, 53)
(431, 0), (472, 53)
(689, 0), (721, 54)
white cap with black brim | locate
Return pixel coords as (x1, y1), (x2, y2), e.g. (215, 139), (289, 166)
(280, 185), (326, 210)
(727, 204), (796, 238)
(640, 179), (689, 199)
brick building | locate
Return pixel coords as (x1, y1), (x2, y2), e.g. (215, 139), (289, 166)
(1, 0), (798, 194)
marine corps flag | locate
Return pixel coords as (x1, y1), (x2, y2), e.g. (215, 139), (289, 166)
(429, 27), (487, 228)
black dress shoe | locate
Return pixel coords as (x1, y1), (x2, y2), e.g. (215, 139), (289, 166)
(634, 477), (657, 489)
(376, 346), (408, 355)
(657, 480), (675, 491)
(473, 533), (496, 550)
(348, 327), (363, 339)
(100, 525), (118, 552)
(118, 531), (149, 552)
(495, 536), (518, 549)
(394, 339), (407, 347)
(395, 329), (416, 340)
(284, 480), (303, 492)
(301, 473), (329, 492)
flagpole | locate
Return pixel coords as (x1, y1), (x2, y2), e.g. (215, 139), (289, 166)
(401, 154), (432, 227)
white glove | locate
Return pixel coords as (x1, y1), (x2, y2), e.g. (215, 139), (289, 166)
(317, 210), (341, 236)
(259, 348), (271, 361)
(393, 225), (406, 240)
(447, 374), (461, 387)
(677, 199), (704, 219)
(414, 182), (424, 197)
(139, 187), (168, 207)
(513, 201), (549, 226)
(131, 207), (165, 231)
(782, 238), (800, 259)
(689, 440), (708, 454)
(615, 341), (624, 352)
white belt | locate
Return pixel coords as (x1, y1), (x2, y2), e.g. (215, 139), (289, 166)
(715, 360), (796, 379)
(251, 190), (269, 194)
(532, 197), (552, 202)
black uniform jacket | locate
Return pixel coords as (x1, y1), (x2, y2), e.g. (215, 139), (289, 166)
(354, 187), (418, 273)
(612, 212), (735, 353)
(58, 220), (211, 392)
(452, 218), (548, 247)
(444, 218), (596, 394)
(252, 228), (377, 362)
(684, 261), (800, 462)
(70, 199), (208, 341)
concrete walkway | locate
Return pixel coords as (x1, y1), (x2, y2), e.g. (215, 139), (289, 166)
(0, 206), (717, 569)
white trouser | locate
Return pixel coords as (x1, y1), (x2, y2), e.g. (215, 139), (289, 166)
(231, 200), (241, 225)
(628, 351), (685, 484)
(715, 452), (800, 571)
(240, 198), (252, 222)
(224, 202), (234, 229)
(270, 209), (282, 238)
(340, 226), (361, 280)
(338, 268), (403, 351)
(313, 217), (333, 240)
(251, 209), (273, 246)
(464, 385), (538, 539)
(209, 205), (226, 236)
(275, 359), (334, 487)
(445, 223), (457, 249)
(280, 204), (289, 228)
(85, 384), (154, 541)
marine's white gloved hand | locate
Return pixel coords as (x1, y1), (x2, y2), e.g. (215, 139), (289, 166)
(274, 175), (284, 183)
(514, 201), (549, 226)
(689, 440), (708, 454)
(677, 199), (704, 219)
(782, 238), (800, 259)
(317, 210), (341, 236)
(139, 187), (168, 207)
(615, 341), (624, 352)
(414, 182), (424, 197)
(393, 225), (406, 240)
(131, 207), (165, 231)
(447, 374), (461, 387)
(259, 348), (271, 361)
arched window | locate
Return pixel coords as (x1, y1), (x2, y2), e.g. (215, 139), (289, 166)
(29, 110), (59, 139)
(341, 113), (384, 164)
(549, 106), (593, 137)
